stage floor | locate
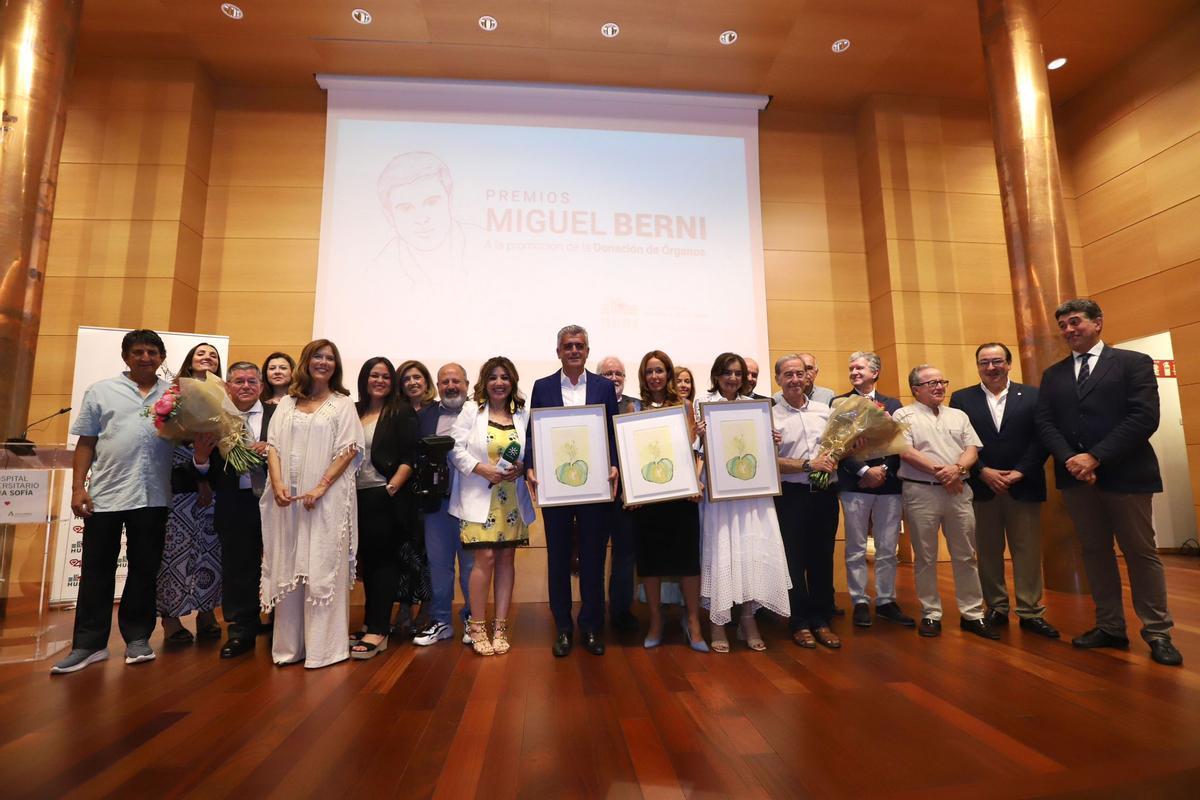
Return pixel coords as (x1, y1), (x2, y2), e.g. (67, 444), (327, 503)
(1, 558), (1199, 799)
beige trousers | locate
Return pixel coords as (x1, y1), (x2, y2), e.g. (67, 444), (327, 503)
(902, 482), (984, 621)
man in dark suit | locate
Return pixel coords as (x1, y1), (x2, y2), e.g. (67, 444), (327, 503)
(529, 325), (620, 657)
(745, 356), (772, 402)
(950, 343), (1058, 639)
(1035, 299), (1182, 666)
(836, 351), (914, 628)
(192, 361), (273, 659)
(596, 355), (640, 633)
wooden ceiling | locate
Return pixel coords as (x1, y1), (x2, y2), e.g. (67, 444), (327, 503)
(76, 0), (1199, 111)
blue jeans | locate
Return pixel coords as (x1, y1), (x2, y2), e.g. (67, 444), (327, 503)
(423, 498), (473, 626)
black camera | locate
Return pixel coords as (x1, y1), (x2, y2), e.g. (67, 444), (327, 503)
(411, 435), (455, 498)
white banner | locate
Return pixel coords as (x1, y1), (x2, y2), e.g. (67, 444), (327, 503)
(0, 470), (50, 524)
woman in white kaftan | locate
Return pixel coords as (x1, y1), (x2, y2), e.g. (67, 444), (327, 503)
(260, 339), (364, 668)
(694, 353), (791, 653)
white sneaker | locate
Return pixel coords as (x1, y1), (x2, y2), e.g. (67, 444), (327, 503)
(413, 621), (453, 646)
(50, 648), (109, 674)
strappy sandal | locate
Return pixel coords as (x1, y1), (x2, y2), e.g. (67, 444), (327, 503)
(737, 619), (767, 651)
(348, 629), (367, 644)
(812, 626), (842, 650)
(709, 624), (730, 653)
(467, 618), (494, 656)
(491, 618), (510, 655)
(350, 635), (388, 660)
(792, 629), (817, 649)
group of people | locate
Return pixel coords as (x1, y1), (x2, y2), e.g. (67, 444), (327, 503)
(50, 297), (1183, 673)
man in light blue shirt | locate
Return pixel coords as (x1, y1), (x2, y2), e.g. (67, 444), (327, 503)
(52, 329), (174, 674)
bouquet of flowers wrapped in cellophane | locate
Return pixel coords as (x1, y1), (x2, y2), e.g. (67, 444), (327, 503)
(808, 394), (910, 489)
(144, 373), (266, 474)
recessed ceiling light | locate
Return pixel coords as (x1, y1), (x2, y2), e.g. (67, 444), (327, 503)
(479, 15), (498, 32)
(601, 22), (620, 38)
(719, 30), (738, 46)
(1047, 57), (1068, 70)
(220, 3), (243, 19)
(351, 8), (372, 25)
(832, 38), (851, 53)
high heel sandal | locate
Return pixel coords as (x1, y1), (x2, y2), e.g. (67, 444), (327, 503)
(350, 635), (388, 660)
(682, 617), (709, 653)
(709, 623), (730, 653)
(467, 618), (494, 656)
(737, 618), (767, 651)
(491, 618), (510, 655)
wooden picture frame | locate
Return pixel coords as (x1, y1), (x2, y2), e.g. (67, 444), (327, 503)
(612, 405), (700, 507)
(698, 398), (782, 501)
(529, 404), (613, 507)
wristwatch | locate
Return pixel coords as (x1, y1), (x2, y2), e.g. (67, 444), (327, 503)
(957, 465), (969, 477)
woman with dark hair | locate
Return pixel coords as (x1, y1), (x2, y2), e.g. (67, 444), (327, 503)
(349, 357), (419, 659)
(448, 356), (535, 656)
(260, 352), (295, 405)
(260, 339), (364, 668)
(391, 359), (435, 632)
(158, 342), (224, 644)
(694, 353), (791, 652)
(632, 350), (707, 652)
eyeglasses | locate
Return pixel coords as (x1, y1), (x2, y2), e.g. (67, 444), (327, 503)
(977, 359), (1007, 368)
(601, 370), (625, 378)
(914, 379), (951, 388)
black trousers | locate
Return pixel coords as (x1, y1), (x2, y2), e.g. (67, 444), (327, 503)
(543, 503), (612, 634)
(357, 486), (405, 635)
(774, 483), (839, 631)
(608, 506), (636, 618)
(214, 489), (263, 640)
(72, 507), (169, 650)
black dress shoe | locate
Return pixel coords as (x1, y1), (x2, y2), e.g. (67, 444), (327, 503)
(984, 609), (1009, 627)
(852, 603), (872, 628)
(611, 611), (639, 633)
(829, 606), (846, 617)
(875, 602), (916, 627)
(1071, 627), (1129, 649)
(1018, 617), (1060, 639)
(220, 638), (255, 659)
(1149, 638), (1183, 666)
(552, 632), (572, 658)
(960, 618), (1001, 640)
(582, 631), (605, 656)
(918, 618), (942, 637)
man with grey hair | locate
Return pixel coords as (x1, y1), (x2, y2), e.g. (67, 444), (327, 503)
(529, 325), (620, 657)
(596, 355), (640, 632)
(894, 364), (995, 640)
(798, 353), (835, 405)
(414, 363), (476, 646)
(1036, 298), (1181, 666)
(835, 351), (913, 628)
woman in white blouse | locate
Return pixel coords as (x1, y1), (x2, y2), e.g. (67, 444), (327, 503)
(448, 356), (535, 655)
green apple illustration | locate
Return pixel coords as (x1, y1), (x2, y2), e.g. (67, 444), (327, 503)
(726, 434), (757, 480)
(555, 440), (589, 486)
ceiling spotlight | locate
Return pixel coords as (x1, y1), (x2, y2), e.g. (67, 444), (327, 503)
(719, 30), (738, 46)
(220, 3), (243, 19)
(601, 22), (620, 38)
(351, 8), (372, 25)
(479, 15), (498, 32)
(1047, 57), (1068, 70)
(832, 38), (851, 53)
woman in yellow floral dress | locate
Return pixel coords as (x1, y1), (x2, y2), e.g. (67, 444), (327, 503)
(448, 356), (535, 655)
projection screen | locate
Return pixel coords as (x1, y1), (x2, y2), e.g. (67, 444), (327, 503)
(314, 76), (769, 389)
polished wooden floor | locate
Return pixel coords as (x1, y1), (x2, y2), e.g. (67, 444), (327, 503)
(2, 558), (1200, 799)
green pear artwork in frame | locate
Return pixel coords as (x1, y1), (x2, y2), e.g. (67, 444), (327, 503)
(551, 425), (590, 487)
(721, 421), (758, 481)
(633, 426), (675, 484)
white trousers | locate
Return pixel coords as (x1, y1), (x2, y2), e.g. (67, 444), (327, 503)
(840, 492), (903, 606)
(902, 482), (984, 621)
(272, 554), (351, 669)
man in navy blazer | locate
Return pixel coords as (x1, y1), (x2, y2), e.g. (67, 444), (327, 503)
(949, 343), (1058, 639)
(528, 325), (620, 657)
(835, 351), (914, 629)
(1035, 299), (1181, 666)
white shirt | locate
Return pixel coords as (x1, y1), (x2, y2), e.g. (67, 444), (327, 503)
(195, 400), (263, 489)
(560, 369), (587, 407)
(852, 388), (877, 400)
(981, 380), (1010, 431)
(1072, 341), (1105, 380)
(772, 393), (832, 485)
(893, 402), (982, 482)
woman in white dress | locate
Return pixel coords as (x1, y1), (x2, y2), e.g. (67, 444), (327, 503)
(261, 339), (364, 668)
(695, 352), (791, 652)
